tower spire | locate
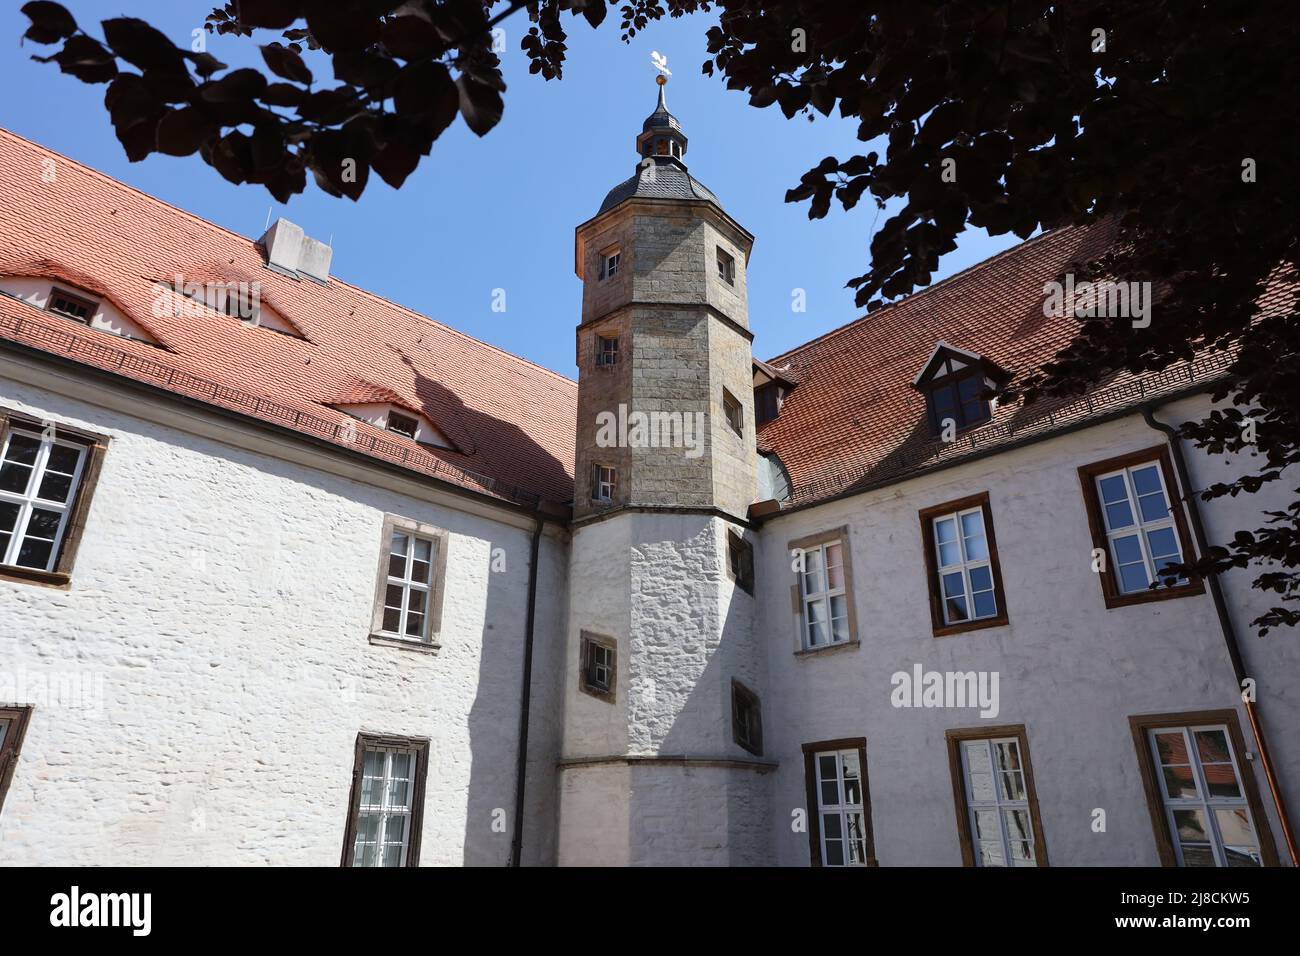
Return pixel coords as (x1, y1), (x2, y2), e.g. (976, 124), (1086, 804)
(637, 64), (687, 163)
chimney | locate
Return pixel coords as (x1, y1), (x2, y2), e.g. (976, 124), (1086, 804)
(258, 217), (333, 284)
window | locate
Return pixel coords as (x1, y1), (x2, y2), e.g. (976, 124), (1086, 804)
(731, 680), (762, 756)
(789, 527), (857, 651)
(47, 288), (96, 323)
(1130, 710), (1278, 867)
(596, 334), (619, 368)
(727, 529), (753, 595)
(946, 727), (1048, 867)
(0, 706), (33, 819)
(600, 250), (620, 280)
(655, 139), (669, 155)
(592, 464), (617, 503)
(0, 413), (106, 586)
(927, 370), (992, 435)
(341, 733), (430, 867)
(919, 492), (1008, 636)
(370, 516), (448, 649)
(802, 739), (875, 866)
(716, 247), (735, 285)
(386, 410), (419, 440)
(579, 631), (616, 702)
(722, 388), (743, 437)
(1078, 446), (1203, 608)
(754, 383), (781, 426)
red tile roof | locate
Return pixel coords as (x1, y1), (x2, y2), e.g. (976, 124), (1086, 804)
(758, 223), (1247, 509)
(0, 128), (576, 512)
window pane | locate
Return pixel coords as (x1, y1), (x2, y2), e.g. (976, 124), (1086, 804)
(1118, 559), (1150, 594)
(972, 590), (997, 618)
(1224, 846), (1262, 867)
(407, 588), (427, 614)
(823, 838), (845, 867)
(935, 516), (957, 545)
(4, 434), (40, 465)
(817, 755), (837, 782)
(968, 565), (993, 592)
(822, 813), (842, 839)
(385, 584), (404, 610)
(405, 611), (425, 638)
(47, 444), (80, 473)
(26, 508), (61, 540)
(1181, 845), (1215, 867)
(37, 471), (74, 503)
(827, 561), (844, 590)
(382, 607), (400, 632)
(824, 542), (842, 568)
(1004, 809), (1035, 862)
(960, 509), (984, 541)
(972, 809), (1001, 842)
(1131, 464), (1162, 497)
(962, 530), (989, 562)
(388, 553), (406, 578)
(16, 538), (53, 570)
(0, 460), (31, 494)
(1137, 491), (1170, 523)
(938, 539), (961, 567)
(1098, 474), (1128, 504)
(0, 501), (18, 533)
(1195, 730), (1230, 763)
(1214, 809), (1255, 847)
(1104, 499), (1135, 530)
(1162, 764), (1198, 799)
(1173, 808), (1210, 843)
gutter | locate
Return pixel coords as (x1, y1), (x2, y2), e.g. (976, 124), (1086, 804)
(1142, 404), (1299, 866)
(509, 513), (545, 866)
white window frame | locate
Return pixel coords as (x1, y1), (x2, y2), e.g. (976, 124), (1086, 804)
(1147, 723), (1261, 867)
(588, 642), (612, 692)
(932, 505), (996, 625)
(814, 749), (869, 867)
(351, 745), (417, 867)
(594, 464), (616, 502)
(1095, 461), (1184, 594)
(716, 247), (735, 285)
(958, 736), (1038, 867)
(0, 426), (88, 572)
(600, 250), (621, 280)
(799, 539), (849, 649)
(596, 334), (619, 367)
(370, 516), (448, 649)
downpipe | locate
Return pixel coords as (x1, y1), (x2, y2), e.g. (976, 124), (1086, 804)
(509, 514), (544, 867)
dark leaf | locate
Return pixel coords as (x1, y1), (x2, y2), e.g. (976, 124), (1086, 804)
(261, 82), (308, 108)
(187, 51), (227, 79)
(103, 17), (187, 76)
(304, 0), (380, 53)
(236, 0), (301, 30)
(21, 1), (76, 44)
(155, 106), (218, 156)
(455, 73), (502, 137)
(34, 34), (117, 84)
(261, 42), (312, 84)
(380, 14), (440, 60)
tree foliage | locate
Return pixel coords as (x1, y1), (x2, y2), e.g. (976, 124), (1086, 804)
(19, 0), (1300, 633)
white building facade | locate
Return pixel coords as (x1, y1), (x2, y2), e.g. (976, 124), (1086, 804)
(0, 94), (1296, 867)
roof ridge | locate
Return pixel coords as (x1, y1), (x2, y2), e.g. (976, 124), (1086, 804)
(0, 126), (577, 391)
(764, 226), (1065, 366)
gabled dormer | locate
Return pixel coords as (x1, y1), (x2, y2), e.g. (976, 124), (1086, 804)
(752, 357), (798, 427)
(0, 275), (162, 346)
(325, 380), (455, 450)
(912, 342), (1010, 436)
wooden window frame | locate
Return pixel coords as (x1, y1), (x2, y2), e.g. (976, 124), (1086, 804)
(1077, 445), (1205, 609)
(0, 410), (108, 589)
(801, 737), (877, 867)
(1128, 709), (1279, 867)
(46, 286), (98, 324)
(722, 387), (743, 436)
(925, 368), (992, 435)
(369, 514), (449, 652)
(788, 526), (859, 654)
(726, 528), (754, 595)
(945, 724), (1050, 867)
(0, 705), (34, 819)
(730, 679), (763, 756)
(578, 631), (616, 703)
(918, 491), (1009, 637)
(340, 732), (431, 867)
(385, 410), (419, 440)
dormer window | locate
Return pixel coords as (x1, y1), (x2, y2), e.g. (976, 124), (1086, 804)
(912, 343), (1009, 437)
(600, 250), (620, 281)
(596, 334), (619, 367)
(47, 288), (96, 323)
(386, 411), (419, 440)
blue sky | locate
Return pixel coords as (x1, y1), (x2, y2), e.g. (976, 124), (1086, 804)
(1, 2), (1021, 377)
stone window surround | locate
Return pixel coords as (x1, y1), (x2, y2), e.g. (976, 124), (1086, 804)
(339, 731), (431, 867)
(722, 386), (743, 437)
(1077, 444), (1204, 610)
(801, 736), (878, 867)
(917, 490), (1010, 638)
(1128, 709), (1279, 867)
(0, 407), (109, 590)
(730, 678), (763, 756)
(578, 630), (617, 703)
(787, 525), (860, 656)
(945, 723), (1050, 867)
(726, 527), (754, 595)
(368, 514), (450, 655)
(0, 704), (33, 819)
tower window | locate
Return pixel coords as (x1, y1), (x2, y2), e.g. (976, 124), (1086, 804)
(731, 680), (763, 756)
(727, 529), (754, 595)
(600, 250), (620, 280)
(716, 248), (736, 285)
(755, 383), (781, 426)
(655, 139), (669, 155)
(596, 335), (619, 367)
(47, 288), (96, 323)
(386, 411), (419, 440)
(592, 464), (617, 503)
(579, 632), (616, 702)
(723, 388), (743, 436)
